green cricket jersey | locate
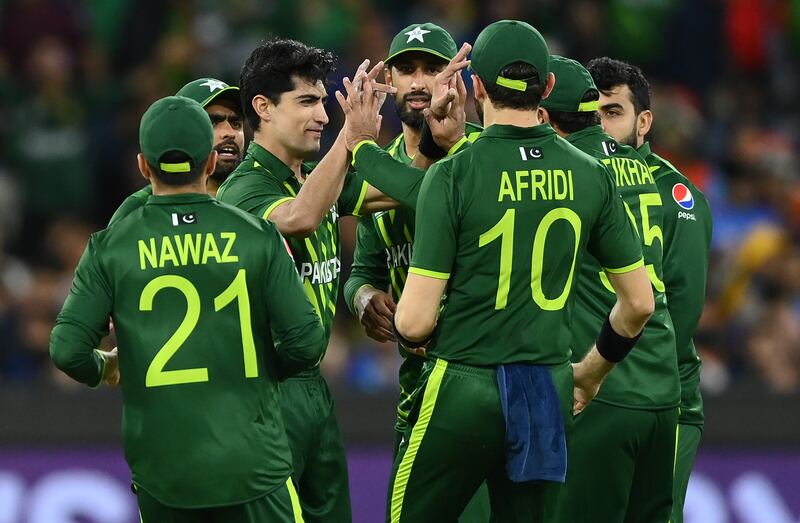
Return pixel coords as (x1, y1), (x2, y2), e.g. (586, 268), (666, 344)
(411, 123), (643, 366)
(50, 193), (325, 508)
(568, 126), (679, 409)
(343, 126), (482, 432)
(216, 142), (370, 349)
(108, 185), (152, 226)
(641, 142), (712, 424)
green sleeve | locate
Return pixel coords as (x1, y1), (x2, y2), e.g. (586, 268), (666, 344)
(217, 173), (293, 220)
(49, 235), (112, 387)
(656, 174), (712, 360)
(337, 170), (370, 216)
(108, 186), (152, 226)
(352, 142), (426, 209)
(343, 217), (390, 315)
(586, 167), (644, 272)
(260, 221), (327, 376)
(409, 160), (457, 279)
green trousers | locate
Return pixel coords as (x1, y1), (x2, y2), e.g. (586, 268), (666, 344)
(137, 479), (304, 523)
(555, 401), (678, 523)
(671, 423), (702, 523)
(389, 359), (573, 523)
(281, 370), (351, 523)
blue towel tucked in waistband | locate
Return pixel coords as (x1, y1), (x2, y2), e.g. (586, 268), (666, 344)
(497, 363), (567, 483)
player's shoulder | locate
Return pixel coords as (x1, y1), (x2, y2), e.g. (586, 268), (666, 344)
(210, 199), (279, 234)
(217, 160), (278, 202)
(465, 121), (483, 142)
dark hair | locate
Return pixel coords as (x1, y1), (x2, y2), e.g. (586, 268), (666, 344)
(547, 90), (601, 134)
(483, 62), (546, 110)
(586, 57), (651, 114)
(149, 151), (207, 186)
(240, 38), (337, 130)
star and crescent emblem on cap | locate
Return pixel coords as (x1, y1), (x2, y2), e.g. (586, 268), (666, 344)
(200, 79), (228, 92)
(405, 26), (430, 43)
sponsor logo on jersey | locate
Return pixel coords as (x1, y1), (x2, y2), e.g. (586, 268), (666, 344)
(171, 212), (197, 226)
(672, 183), (695, 210)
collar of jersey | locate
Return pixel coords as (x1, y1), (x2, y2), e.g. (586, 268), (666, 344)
(477, 123), (554, 141)
(564, 125), (607, 146)
(637, 141), (652, 158)
(246, 142), (312, 182)
(146, 193), (213, 205)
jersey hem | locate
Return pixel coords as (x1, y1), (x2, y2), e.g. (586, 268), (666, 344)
(261, 197), (295, 220)
(604, 257), (644, 274)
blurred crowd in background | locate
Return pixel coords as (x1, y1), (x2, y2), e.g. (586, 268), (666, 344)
(1, 0), (799, 396)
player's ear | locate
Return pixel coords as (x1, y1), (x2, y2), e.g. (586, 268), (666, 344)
(137, 153), (152, 181)
(538, 107), (550, 124)
(541, 72), (556, 100)
(637, 109), (653, 140)
(472, 74), (485, 102)
(252, 94), (271, 124)
(204, 150), (218, 177)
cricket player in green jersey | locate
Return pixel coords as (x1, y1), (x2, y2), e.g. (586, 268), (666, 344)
(341, 23), (488, 522)
(50, 95), (326, 522)
(390, 21), (655, 522)
(539, 56), (679, 523)
(216, 38), (405, 523)
(109, 77), (246, 224)
(588, 56), (713, 523)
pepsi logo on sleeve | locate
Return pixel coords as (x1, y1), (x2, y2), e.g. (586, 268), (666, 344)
(672, 183), (694, 210)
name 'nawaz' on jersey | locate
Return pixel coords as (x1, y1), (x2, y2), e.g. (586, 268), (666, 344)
(138, 232), (239, 270)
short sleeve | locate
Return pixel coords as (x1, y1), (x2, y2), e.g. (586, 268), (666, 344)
(586, 168), (644, 273)
(409, 161), (457, 280)
(217, 173), (294, 221)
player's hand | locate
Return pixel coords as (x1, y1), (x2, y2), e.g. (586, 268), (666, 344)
(424, 71), (468, 152)
(429, 42), (471, 118)
(356, 287), (397, 342)
(101, 347), (120, 387)
(336, 62), (396, 151)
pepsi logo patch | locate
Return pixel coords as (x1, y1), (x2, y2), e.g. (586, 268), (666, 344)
(672, 183), (694, 210)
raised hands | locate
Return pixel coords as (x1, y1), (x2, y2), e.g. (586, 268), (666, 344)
(423, 42), (472, 152)
(336, 60), (397, 151)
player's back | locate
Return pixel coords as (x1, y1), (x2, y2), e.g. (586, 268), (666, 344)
(98, 192), (314, 507)
(566, 126), (679, 409)
(418, 123), (641, 367)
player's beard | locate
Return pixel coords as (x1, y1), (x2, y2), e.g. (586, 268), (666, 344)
(619, 124), (638, 148)
(210, 140), (242, 183)
(474, 98), (484, 126)
(394, 91), (430, 130)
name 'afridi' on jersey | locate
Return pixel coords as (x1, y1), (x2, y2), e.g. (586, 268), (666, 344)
(50, 194), (325, 508)
(567, 126), (679, 409)
(217, 142), (369, 349)
(642, 142), (712, 424)
(410, 123), (643, 366)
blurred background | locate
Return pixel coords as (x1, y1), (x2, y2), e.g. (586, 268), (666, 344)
(0, 0), (799, 521)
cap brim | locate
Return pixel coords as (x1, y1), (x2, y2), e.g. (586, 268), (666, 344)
(384, 47), (452, 65)
(200, 86), (242, 112)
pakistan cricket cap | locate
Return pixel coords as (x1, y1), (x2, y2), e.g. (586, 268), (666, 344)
(541, 55), (599, 112)
(470, 20), (549, 91)
(175, 78), (242, 112)
(385, 23), (458, 65)
(139, 96), (214, 173)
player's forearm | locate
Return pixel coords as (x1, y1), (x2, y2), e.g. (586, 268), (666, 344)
(50, 321), (106, 387)
(352, 142), (425, 209)
(606, 267), (654, 337)
(277, 133), (349, 237)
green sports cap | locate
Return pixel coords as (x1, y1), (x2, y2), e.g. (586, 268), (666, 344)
(385, 23), (458, 65)
(541, 55), (599, 112)
(470, 20), (549, 92)
(139, 96), (214, 173)
(175, 78), (241, 112)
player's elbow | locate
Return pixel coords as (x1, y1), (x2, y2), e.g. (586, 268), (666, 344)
(277, 214), (319, 238)
(627, 288), (655, 330)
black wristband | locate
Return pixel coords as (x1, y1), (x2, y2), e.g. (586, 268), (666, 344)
(392, 314), (432, 349)
(595, 314), (642, 363)
(418, 121), (447, 160)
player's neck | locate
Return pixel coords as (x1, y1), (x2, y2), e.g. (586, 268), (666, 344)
(151, 180), (208, 196)
(401, 124), (422, 159)
(253, 131), (304, 180)
(483, 103), (542, 129)
(206, 178), (221, 198)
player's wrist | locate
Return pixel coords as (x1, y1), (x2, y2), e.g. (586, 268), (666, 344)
(594, 314), (642, 363)
(355, 284), (380, 319)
